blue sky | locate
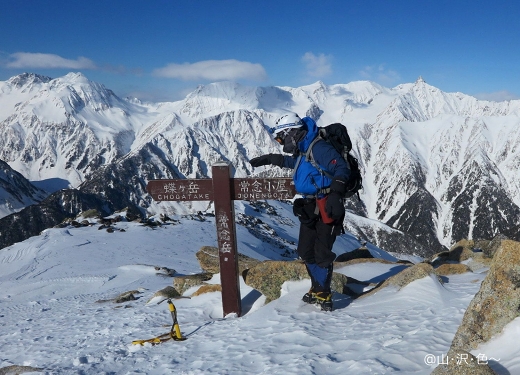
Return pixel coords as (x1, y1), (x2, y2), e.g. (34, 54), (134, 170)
(1, 0), (519, 102)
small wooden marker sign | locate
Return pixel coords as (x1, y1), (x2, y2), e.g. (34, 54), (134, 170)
(147, 162), (295, 317)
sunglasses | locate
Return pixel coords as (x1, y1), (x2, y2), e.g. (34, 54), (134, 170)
(274, 128), (297, 145)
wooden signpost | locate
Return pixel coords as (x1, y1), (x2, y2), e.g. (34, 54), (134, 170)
(146, 162), (296, 317)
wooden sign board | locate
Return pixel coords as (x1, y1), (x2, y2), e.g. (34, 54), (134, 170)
(146, 163), (296, 317)
(147, 177), (295, 202)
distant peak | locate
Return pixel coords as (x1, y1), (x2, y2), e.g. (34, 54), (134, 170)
(7, 72), (52, 88)
(62, 72), (90, 82)
(309, 80), (327, 88)
(125, 96), (143, 105)
(65, 72), (86, 78)
(415, 76), (425, 84)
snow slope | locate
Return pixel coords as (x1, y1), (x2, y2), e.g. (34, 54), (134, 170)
(1, 202), (519, 374)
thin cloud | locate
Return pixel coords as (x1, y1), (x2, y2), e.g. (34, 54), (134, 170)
(302, 52), (332, 78)
(152, 59), (267, 81)
(359, 64), (400, 85)
(5, 52), (97, 70)
(474, 90), (519, 102)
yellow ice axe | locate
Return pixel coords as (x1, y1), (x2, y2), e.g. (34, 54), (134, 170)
(132, 298), (187, 345)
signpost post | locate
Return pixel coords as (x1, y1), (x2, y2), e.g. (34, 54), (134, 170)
(146, 162), (296, 317)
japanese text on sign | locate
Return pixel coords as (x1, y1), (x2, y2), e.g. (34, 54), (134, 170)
(216, 212), (232, 255)
(234, 178), (293, 200)
(157, 181), (211, 201)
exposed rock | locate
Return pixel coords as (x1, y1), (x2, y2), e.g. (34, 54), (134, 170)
(159, 213), (180, 224)
(196, 246), (260, 274)
(428, 251), (450, 267)
(358, 263), (440, 299)
(121, 206), (143, 222)
(430, 349), (497, 374)
(242, 260), (347, 303)
(98, 217), (114, 225)
(385, 187), (446, 256)
(335, 247), (373, 262)
(195, 246), (221, 274)
(429, 239), (493, 271)
(0, 159), (47, 220)
(0, 189), (115, 250)
(154, 266), (176, 276)
(95, 289), (142, 304)
(334, 257), (401, 267)
(434, 263), (472, 276)
(173, 273), (213, 295)
(192, 284), (222, 297)
(463, 255), (492, 273)
(114, 291), (137, 303)
(140, 218), (161, 227)
(80, 209), (100, 219)
(148, 286), (181, 303)
(448, 239), (475, 262)
(384, 262), (440, 288)
(0, 365), (45, 375)
(481, 234), (508, 259)
(450, 240), (520, 351)
(346, 221), (436, 258)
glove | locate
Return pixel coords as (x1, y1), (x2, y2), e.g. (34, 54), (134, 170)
(325, 191), (345, 221)
(249, 154), (284, 168)
(330, 177), (347, 195)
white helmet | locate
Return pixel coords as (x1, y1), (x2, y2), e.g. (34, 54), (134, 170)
(270, 113), (303, 135)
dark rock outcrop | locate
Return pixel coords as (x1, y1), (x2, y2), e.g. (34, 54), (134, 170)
(0, 189), (109, 250)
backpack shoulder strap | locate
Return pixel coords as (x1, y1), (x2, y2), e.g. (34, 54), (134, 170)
(291, 154), (303, 178)
(305, 135), (320, 159)
(304, 135), (321, 167)
(305, 135), (333, 180)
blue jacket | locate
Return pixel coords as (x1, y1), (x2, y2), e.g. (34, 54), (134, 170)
(282, 117), (350, 195)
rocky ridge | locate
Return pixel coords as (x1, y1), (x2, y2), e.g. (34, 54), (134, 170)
(2, 73), (520, 256)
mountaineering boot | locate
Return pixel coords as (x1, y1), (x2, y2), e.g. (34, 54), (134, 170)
(302, 289), (317, 304)
(315, 292), (333, 312)
(321, 299), (333, 312)
(303, 263), (334, 309)
(303, 263), (320, 304)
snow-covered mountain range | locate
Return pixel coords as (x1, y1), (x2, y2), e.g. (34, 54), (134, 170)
(2, 72), (520, 256)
